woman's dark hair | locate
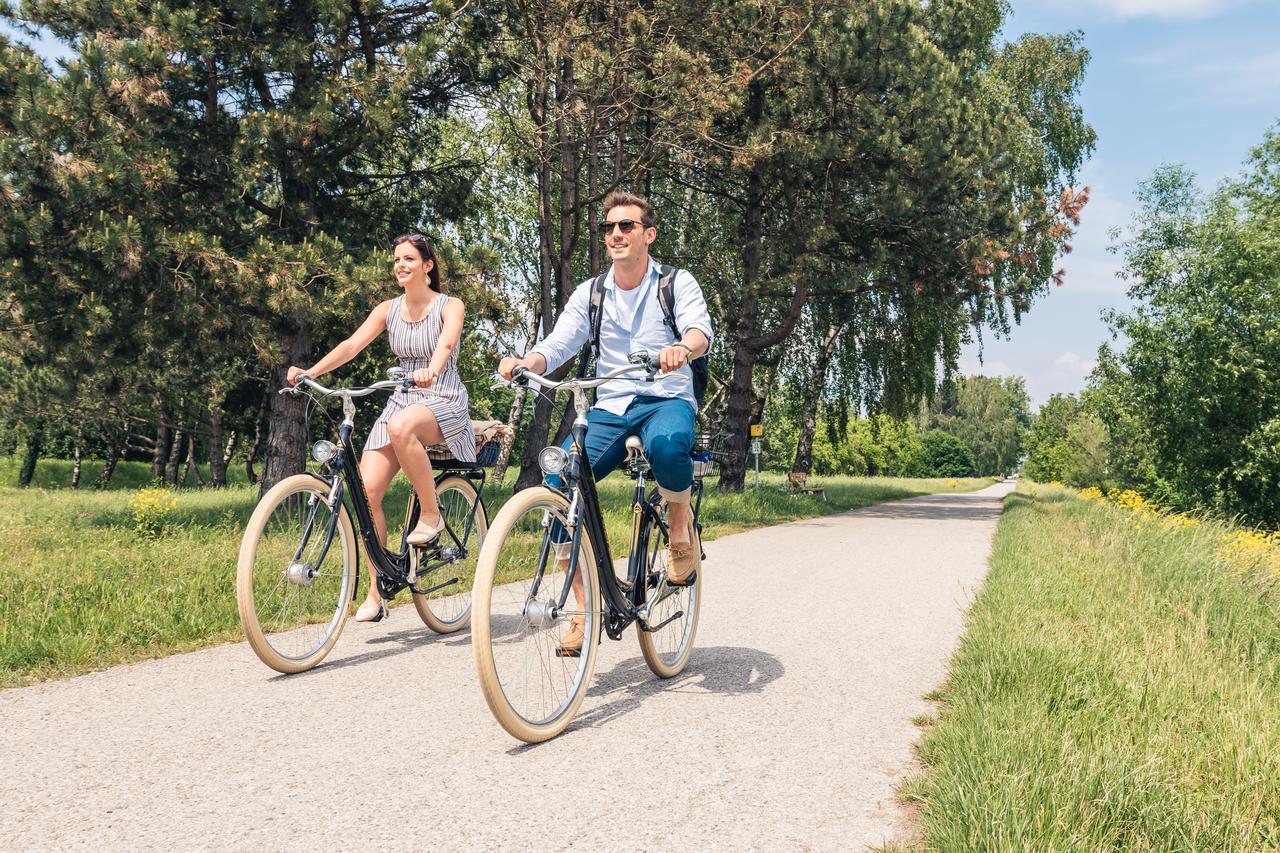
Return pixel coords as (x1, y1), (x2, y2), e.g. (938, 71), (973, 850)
(392, 233), (443, 293)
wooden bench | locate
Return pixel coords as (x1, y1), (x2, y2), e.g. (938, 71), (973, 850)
(787, 471), (826, 501)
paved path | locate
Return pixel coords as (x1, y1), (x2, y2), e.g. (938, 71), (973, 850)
(1, 482), (1012, 851)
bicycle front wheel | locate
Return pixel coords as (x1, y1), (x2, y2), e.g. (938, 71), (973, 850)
(472, 487), (601, 743)
(636, 506), (701, 678)
(411, 475), (487, 633)
(237, 474), (358, 673)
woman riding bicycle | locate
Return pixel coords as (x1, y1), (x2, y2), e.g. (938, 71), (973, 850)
(287, 233), (476, 623)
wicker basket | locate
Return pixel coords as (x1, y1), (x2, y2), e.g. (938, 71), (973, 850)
(424, 420), (513, 468)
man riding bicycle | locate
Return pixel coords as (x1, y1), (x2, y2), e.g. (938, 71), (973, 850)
(498, 191), (713, 654)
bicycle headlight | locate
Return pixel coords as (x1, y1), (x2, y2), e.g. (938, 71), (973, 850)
(538, 445), (568, 476)
(311, 440), (337, 464)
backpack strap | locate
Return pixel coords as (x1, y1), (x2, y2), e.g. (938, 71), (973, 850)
(580, 266), (687, 378)
(656, 264), (682, 342)
(576, 272), (609, 378)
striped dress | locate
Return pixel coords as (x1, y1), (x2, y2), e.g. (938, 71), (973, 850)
(364, 294), (476, 462)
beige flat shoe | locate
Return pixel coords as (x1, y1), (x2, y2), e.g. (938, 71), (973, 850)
(354, 598), (388, 622)
(406, 513), (446, 546)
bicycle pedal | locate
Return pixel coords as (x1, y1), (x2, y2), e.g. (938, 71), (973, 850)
(666, 570), (697, 588)
(555, 647), (581, 658)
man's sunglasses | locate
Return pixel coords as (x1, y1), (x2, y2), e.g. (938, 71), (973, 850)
(596, 219), (648, 235)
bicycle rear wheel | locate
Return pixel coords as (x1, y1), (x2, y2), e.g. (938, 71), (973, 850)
(472, 487), (601, 743)
(636, 505), (701, 678)
(237, 474), (358, 673)
(410, 475), (487, 633)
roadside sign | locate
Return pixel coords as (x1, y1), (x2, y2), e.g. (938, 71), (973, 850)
(750, 438), (762, 455)
(749, 424), (763, 437)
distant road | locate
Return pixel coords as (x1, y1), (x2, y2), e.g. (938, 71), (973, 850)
(1, 482), (1012, 850)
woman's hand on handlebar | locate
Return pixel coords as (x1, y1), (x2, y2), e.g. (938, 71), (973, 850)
(412, 367), (439, 389)
(286, 366), (310, 386)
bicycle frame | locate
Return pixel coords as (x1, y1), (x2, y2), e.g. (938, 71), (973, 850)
(294, 384), (487, 602)
(532, 383), (702, 642)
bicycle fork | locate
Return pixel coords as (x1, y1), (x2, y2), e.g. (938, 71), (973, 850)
(286, 478), (345, 588)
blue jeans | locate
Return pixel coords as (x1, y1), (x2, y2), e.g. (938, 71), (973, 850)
(546, 397), (695, 553)
(547, 396), (696, 499)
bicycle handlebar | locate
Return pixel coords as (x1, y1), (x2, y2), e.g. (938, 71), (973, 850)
(279, 374), (409, 399)
(498, 357), (670, 393)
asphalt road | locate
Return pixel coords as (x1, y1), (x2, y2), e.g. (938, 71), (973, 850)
(1, 481), (1012, 851)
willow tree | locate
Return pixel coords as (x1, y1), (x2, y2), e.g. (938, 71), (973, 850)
(672, 1), (1095, 489)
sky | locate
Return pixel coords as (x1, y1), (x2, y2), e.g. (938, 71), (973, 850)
(961, 0), (1280, 405)
(5, 3), (1280, 408)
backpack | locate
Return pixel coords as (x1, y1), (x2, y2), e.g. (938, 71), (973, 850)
(578, 264), (710, 407)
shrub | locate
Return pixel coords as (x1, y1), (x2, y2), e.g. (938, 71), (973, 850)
(128, 487), (177, 538)
(913, 430), (976, 477)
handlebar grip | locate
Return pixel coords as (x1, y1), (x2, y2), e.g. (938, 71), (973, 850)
(281, 374), (311, 394)
(512, 365), (529, 381)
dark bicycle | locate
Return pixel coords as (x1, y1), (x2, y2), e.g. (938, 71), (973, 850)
(471, 357), (709, 742)
(236, 369), (490, 674)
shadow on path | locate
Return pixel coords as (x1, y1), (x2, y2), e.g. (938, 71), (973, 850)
(507, 645), (784, 753)
(265, 621), (471, 681)
(785, 492), (1007, 525)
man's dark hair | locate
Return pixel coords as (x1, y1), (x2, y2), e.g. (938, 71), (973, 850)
(602, 191), (656, 228)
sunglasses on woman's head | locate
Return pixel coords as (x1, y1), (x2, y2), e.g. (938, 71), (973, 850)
(597, 219), (646, 235)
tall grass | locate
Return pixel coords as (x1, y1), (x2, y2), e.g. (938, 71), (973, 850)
(904, 482), (1280, 849)
(0, 469), (993, 687)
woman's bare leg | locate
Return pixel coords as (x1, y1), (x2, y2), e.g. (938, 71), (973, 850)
(387, 406), (446, 524)
(359, 445), (400, 603)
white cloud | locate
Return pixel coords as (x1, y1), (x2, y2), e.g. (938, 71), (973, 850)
(1052, 351), (1098, 374)
(1132, 45), (1280, 109)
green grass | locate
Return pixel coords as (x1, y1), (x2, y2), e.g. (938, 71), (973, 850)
(0, 468), (994, 688)
(902, 482), (1280, 850)
(0, 457), (255, 490)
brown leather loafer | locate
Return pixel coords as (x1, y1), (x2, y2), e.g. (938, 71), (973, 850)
(667, 523), (700, 585)
(556, 616), (585, 657)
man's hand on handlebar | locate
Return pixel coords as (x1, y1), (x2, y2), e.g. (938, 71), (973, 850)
(656, 345), (692, 375)
(286, 366), (310, 386)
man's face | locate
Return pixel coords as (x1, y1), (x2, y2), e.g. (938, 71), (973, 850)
(603, 204), (655, 266)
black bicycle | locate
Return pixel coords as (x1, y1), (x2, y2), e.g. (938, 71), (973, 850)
(237, 369), (489, 674)
(472, 357), (707, 742)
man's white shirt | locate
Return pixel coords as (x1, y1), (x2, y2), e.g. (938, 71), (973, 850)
(529, 258), (714, 416)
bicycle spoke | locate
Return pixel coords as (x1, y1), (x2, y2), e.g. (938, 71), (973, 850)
(474, 492), (600, 736)
(412, 477), (485, 633)
(238, 477), (356, 673)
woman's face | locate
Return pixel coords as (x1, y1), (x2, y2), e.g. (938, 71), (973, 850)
(393, 242), (433, 289)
